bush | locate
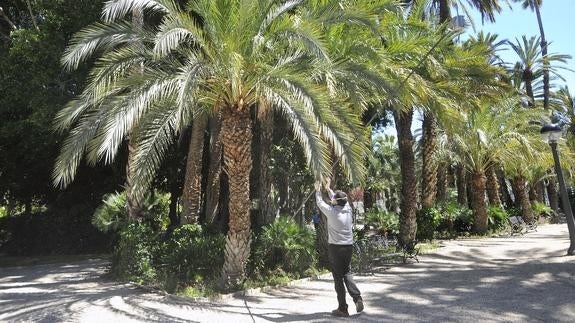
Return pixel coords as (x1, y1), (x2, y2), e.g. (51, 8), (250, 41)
(532, 201), (552, 218)
(112, 223), (159, 284)
(488, 205), (509, 232)
(92, 192), (129, 233)
(251, 217), (316, 277)
(159, 224), (225, 281)
(436, 201), (459, 234)
(363, 210), (399, 236)
(453, 207), (474, 233)
(416, 207), (441, 241)
(92, 192), (171, 233)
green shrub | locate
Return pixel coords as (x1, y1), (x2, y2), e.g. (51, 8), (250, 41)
(487, 205), (509, 231)
(112, 222), (159, 284)
(532, 201), (552, 218)
(436, 201), (459, 233)
(364, 210), (399, 236)
(92, 192), (170, 233)
(159, 224), (225, 281)
(454, 207), (474, 233)
(251, 217), (316, 277)
(416, 207), (441, 241)
(92, 192), (128, 233)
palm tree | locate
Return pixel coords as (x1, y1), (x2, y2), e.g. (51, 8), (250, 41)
(373, 3), (451, 249)
(512, 0), (549, 109)
(449, 97), (538, 233)
(507, 35), (572, 106)
(53, 0), (376, 288)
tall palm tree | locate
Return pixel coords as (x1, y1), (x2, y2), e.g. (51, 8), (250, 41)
(53, 0), (377, 288)
(373, 3), (451, 249)
(512, 0), (549, 108)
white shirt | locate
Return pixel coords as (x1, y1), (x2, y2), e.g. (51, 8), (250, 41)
(315, 191), (354, 245)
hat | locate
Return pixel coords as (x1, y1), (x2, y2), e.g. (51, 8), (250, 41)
(333, 190), (348, 206)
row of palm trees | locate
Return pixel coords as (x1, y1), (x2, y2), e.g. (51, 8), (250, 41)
(52, 0), (572, 287)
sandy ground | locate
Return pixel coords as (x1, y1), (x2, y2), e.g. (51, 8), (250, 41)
(0, 224), (574, 322)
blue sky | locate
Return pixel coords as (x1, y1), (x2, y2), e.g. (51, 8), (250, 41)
(467, 1), (575, 91)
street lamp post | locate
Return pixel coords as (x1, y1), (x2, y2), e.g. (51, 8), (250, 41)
(540, 123), (575, 255)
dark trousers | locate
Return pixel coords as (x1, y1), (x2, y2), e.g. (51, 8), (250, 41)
(328, 244), (361, 310)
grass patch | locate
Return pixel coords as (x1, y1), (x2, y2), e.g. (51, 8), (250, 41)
(177, 282), (219, 299)
(416, 241), (440, 254)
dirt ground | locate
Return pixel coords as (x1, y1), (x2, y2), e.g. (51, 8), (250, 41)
(1, 224), (574, 322)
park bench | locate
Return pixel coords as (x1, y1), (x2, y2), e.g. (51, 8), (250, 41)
(508, 216), (537, 236)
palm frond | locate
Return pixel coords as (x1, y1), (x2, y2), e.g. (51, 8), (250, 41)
(102, 0), (170, 23)
(62, 21), (153, 71)
(129, 102), (183, 201)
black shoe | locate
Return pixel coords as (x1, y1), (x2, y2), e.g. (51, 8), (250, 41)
(331, 308), (350, 317)
(355, 298), (364, 313)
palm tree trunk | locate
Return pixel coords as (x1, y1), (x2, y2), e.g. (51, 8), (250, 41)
(438, 0), (451, 23)
(535, 181), (545, 203)
(258, 109), (275, 227)
(394, 109), (417, 250)
(524, 75), (535, 106)
(548, 176), (559, 213)
(496, 168), (513, 208)
(205, 113), (223, 224)
(126, 138), (143, 219)
(456, 165), (468, 206)
(436, 163), (447, 202)
(317, 212), (329, 267)
(529, 185), (537, 202)
(533, 3), (550, 110)
(470, 170), (488, 233)
(513, 176), (534, 223)
(421, 112), (438, 208)
(485, 165), (501, 205)
(220, 104), (252, 288)
(181, 118), (208, 224)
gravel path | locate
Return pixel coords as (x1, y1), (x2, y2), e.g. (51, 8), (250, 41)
(1, 224), (574, 322)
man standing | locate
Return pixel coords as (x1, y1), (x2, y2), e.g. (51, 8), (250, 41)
(315, 183), (363, 317)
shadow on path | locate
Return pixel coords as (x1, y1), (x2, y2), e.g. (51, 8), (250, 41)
(1, 224), (574, 322)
